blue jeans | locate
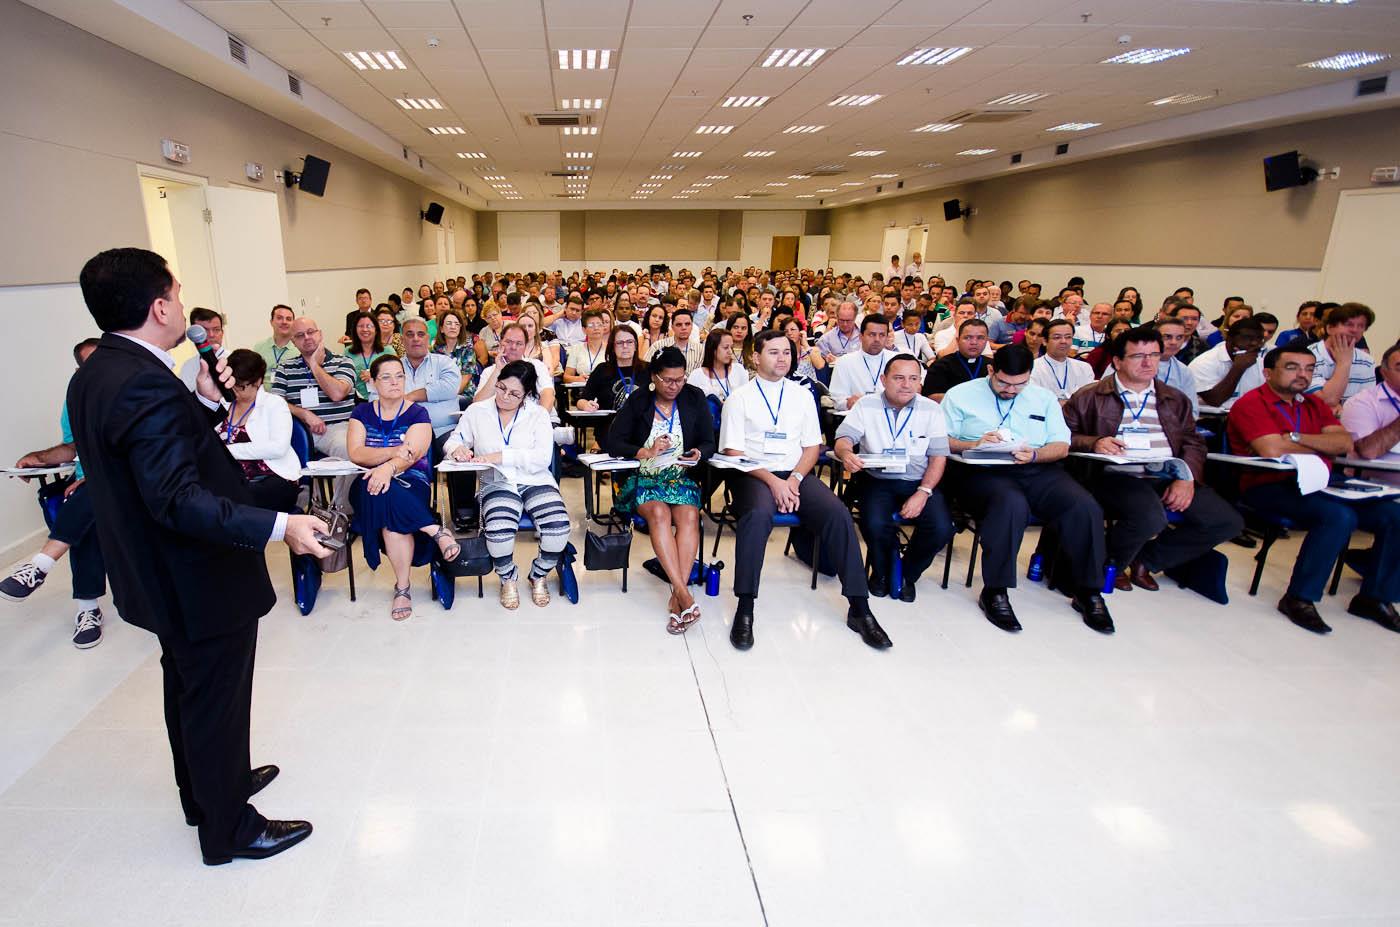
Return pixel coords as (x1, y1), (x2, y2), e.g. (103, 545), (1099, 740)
(1242, 482), (1400, 602)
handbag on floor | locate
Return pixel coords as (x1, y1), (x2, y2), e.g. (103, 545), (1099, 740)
(583, 528), (631, 571)
(442, 532), (493, 577)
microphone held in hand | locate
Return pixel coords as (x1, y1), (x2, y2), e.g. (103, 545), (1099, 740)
(187, 324), (235, 402)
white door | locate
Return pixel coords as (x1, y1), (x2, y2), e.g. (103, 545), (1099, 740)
(880, 227), (906, 272)
(1319, 187), (1400, 348)
(203, 186), (289, 349)
(164, 186), (219, 312)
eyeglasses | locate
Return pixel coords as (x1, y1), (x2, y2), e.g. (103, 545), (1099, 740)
(375, 373), (405, 383)
(989, 374), (1030, 392)
(1124, 352), (1162, 363)
(495, 383), (525, 401)
(655, 375), (687, 387)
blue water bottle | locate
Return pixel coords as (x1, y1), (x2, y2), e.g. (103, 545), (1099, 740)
(1102, 559), (1117, 595)
(1026, 553), (1044, 582)
(705, 561), (723, 597)
(689, 558), (704, 586)
(891, 555), (904, 598)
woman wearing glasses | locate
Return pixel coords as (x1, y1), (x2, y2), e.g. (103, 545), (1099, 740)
(444, 360), (571, 610)
(605, 348), (716, 634)
(347, 355), (462, 622)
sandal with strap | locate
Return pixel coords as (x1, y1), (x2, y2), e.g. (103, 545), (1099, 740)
(432, 527), (461, 562)
(677, 603), (702, 631)
(391, 586), (413, 622)
(500, 579), (520, 610)
(666, 611), (685, 635)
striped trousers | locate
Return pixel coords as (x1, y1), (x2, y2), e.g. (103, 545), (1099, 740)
(481, 483), (572, 582)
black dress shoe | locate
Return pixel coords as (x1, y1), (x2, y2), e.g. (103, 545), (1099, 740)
(1230, 533), (1258, 549)
(978, 588), (1021, 632)
(1347, 595), (1400, 632)
(730, 603), (754, 651)
(186, 765), (282, 826)
(202, 819), (313, 866)
(1072, 592), (1115, 634)
(1278, 595), (1331, 634)
(846, 602), (893, 649)
(898, 581), (916, 603)
(867, 573), (889, 599)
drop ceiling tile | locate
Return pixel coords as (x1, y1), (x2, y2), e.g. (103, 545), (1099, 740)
(468, 24), (548, 50)
(364, 1), (459, 28)
(308, 26), (399, 52)
(626, 0), (720, 28)
(541, 0), (630, 27)
(696, 26), (786, 49)
(188, 0), (300, 30)
(275, 1), (382, 29)
(873, 0), (984, 28)
(231, 27), (331, 53)
(621, 26), (706, 49)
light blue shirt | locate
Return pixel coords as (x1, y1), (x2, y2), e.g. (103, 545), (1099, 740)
(402, 352), (462, 434)
(60, 403), (84, 481)
(548, 316), (585, 346)
(941, 377), (1070, 448)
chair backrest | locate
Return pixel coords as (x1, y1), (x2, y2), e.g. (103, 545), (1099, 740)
(290, 420), (311, 467)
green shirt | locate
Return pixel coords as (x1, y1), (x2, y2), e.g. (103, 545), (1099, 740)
(344, 346), (394, 399)
(252, 336), (295, 389)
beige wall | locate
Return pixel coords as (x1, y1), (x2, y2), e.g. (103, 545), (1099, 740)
(828, 105), (1400, 270)
(0, 0), (475, 285)
(580, 211), (720, 262)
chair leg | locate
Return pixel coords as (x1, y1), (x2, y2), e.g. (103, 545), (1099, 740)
(965, 528), (980, 589)
(621, 565), (628, 593)
(477, 575), (484, 599)
(1328, 548), (1348, 597)
(810, 539), (820, 591)
(941, 536), (954, 590)
(347, 545), (357, 602)
(1249, 533), (1278, 596)
(712, 521), (724, 557)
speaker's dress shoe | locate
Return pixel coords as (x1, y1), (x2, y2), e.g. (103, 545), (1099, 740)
(978, 588), (1021, 632)
(1278, 595), (1331, 634)
(186, 765), (281, 827)
(1347, 595), (1400, 633)
(202, 819), (312, 866)
(846, 602), (892, 649)
(898, 580), (917, 603)
(730, 604), (754, 651)
(866, 573), (889, 599)
(1128, 561), (1159, 591)
(1072, 592), (1115, 634)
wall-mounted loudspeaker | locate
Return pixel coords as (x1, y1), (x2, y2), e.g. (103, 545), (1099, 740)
(421, 202), (445, 224)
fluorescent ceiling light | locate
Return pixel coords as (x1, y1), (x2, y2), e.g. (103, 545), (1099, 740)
(783, 125), (826, 134)
(661, 164), (688, 171)
(456, 152), (487, 159)
(560, 98), (605, 110)
(829, 94), (882, 107)
(733, 195), (751, 199)
(482, 175), (506, 180)
(565, 151), (593, 159)
(1299, 50), (1391, 70)
(744, 151), (775, 158)
(427, 126), (465, 135)
(556, 49), (612, 70)
(840, 182), (863, 186)
(672, 151), (703, 158)
(788, 174), (811, 180)
(1047, 122), (1101, 131)
(695, 125), (734, 134)
(850, 150), (885, 157)
(796, 195), (815, 199)
(871, 173), (898, 179)
(1149, 92), (1216, 106)
(762, 48), (826, 68)
(344, 51), (406, 70)
(565, 164), (591, 171)
(396, 97), (442, 110)
(562, 126), (598, 135)
(986, 92), (1049, 105)
(706, 175), (730, 180)
(766, 182), (788, 187)
(650, 174), (672, 180)
(722, 96), (770, 108)
(816, 187), (837, 192)
(913, 123), (962, 133)
(672, 195), (690, 199)
(1101, 47), (1191, 64)
(897, 47), (974, 66)
(691, 182), (712, 188)
(957, 148), (996, 156)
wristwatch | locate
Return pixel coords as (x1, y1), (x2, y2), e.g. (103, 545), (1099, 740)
(1288, 431), (1301, 442)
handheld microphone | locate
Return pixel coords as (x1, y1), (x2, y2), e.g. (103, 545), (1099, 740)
(186, 324), (235, 402)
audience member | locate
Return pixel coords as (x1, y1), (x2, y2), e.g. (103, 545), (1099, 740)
(1190, 316), (1266, 410)
(1340, 343), (1400, 485)
(273, 317), (357, 467)
(689, 328), (749, 402)
(829, 316), (895, 409)
(1308, 302), (1377, 407)
(179, 307), (227, 391)
(647, 307), (703, 372)
(252, 304), (296, 388)
(345, 314), (390, 401)
(218, 350), (301, 513)
(563, 309), (611, 383)
(433, 306), (479, 404)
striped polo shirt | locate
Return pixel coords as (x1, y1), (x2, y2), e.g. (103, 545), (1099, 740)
(271, 349), (357, 424)
(1114, 377), (1172, 456)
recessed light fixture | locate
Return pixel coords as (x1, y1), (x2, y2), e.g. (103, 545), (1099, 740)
(556, 49), (612, 70)
(672, 151), (703, 158)
(641, 183), (663, 188)
(661, 164), (689, 171)
(396, 97), (442, 110)
(1149, 92), (1216, 106)
(695, 125), (734, 135)
(840, 182), (863, 186)
(828, 94), (882, 107)
(344, 51), (406, 71)
(871, 173), (899, 179)
(565, 164), (591, 171)
(482, 175), (506, 180)
(427, 126), (465, 135)
(917, 161), (942, 169)
(733, 194), (751, 199)
(986, 91), (1050, 105)
(630, 195), (650, 199)
(897, 47), (974, 66)
(456, 152), (487, 159)
(706, 175), (730, 180)
(1101, 47), (1191, 65)
(744, 151), (775, 158)
(1299, 50), (1391, 70)
(913, 123), (962, 133)
(957, 148), (997, 156)
(762, 48), (826, 67)
(783, 125), (826, 134)
(562, 126), (598, 135)
(559, 98), (605, 110)
(722, 96), (770, 108)
(672, 195), (690, 199)
(650, 174), (673, 180)
(816, 187), (837, 193)
(788, 174), (812, 180)
(850, 150), (885, 157)
(1047, 122), (1101, 131)
(565, 151), (593, 159)
(795, 194), (815, 199)
(766, 182), (789, 187)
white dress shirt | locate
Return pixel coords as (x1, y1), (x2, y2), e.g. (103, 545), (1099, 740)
(829, 348), (896, 407)
(719, 376), (821, 473)
(1188, 342), (1265, 410)
(687, 364), (749, 402)
(444, 399), (558, 492)
(1031, 354), (1096, 402)
(835, 393), (949, 482)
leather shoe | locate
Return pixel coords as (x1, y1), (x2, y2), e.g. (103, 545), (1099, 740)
(978, 588), (1021, 632)
(1113, 570), (1133, 592)
(1347, 595), (1400, 633)
(1278, 595), (1331, 634)
(1128, 561), (1159, 591)
(186, 765), (280, 827)
(846, 601), (892, 649)
(898, 580), (916, 603)
(730, 603), (754, 651)
(1072, 592), (1115, 634)
(867, 573), (889, 599)
(203, 819), (313, 866)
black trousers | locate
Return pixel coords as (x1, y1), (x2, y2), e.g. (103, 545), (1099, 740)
(952, 462), (1106, 591)
(159, 622), (266, 859)
(245, 475), (301, 514)
(1091, 474), (1243, 571)
(853, 474), (954, 585)
(728, 472), (868, 599)
(46, 482), (105, 600)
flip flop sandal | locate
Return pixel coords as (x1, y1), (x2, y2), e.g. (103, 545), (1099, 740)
(677, 603), (702, 630)
(666, 612), (685, 635)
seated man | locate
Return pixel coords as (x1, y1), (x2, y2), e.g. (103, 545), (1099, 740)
(834, 354), (954, 602)
(1307, 302), (1377, 408)
(646, 307), (703, 373)
(892, 311), (936, 367)
(829, 315), (895, 409)
(941, 345), (1114, 633)
(988, 297), (1033, 348)
(474, 322), (556, 414)
(1340, 343), (1400, 486)
(1148, 316), (1199, 417)
(1189, 316), (1265, 410)
(1064, 326), (1243, 592)
(816, 301), (861, 364)
(1072, 302), (1114, 353)
(178, 307), (227, 391)
(1227, 344), (1400, 633)
(717, 330), (890, 651)
(923, 318), (990, 402)
(1, 338), (108, 648)
(1030, 318), (1095, 403)
(272, 317), (357, 459)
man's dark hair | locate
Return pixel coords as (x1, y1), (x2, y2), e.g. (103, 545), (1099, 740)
(1044, 318), (1074, 337)
(884, 353), (921, 377)
(1228, 317), (1265, 338)
(671, 307), (694, 322)
(1222, 295), (1244, 309)
(956, 297), (977, 309)
(1381, 342), (1400, 368)
(1109, 325), (1164, 360)
(1067, 276), (1085, 288)
(271, 304), (293, 319)
(499, 360), (540, 399)
(1254, 312), (1279, 328)
(754, 328), (789, 353)
(860, 314), (889, 333)
(189, 306), (224, 327)
(1297, 300), (1321, 318)
(227, 348), (267, 387)
(957, 318), (989, 336)
(79, 248), (174, 333)
(72, 337), (101, 364)
(1173, 286), (1194, 297)
(1263, 343), (1314, 370)
(1155, 316), (1186, 330)
(993, 343), (1034, 375)
(355, 288), (371, 299)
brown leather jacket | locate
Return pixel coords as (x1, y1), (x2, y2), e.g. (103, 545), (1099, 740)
(1062, 376), (1207, 482)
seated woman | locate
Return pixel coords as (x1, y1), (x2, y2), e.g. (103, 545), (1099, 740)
(346, 314), (392, 401)
(433, 305), (480, 406)
(605, 348), (716, 634)
(783, 317), (826, 380)
(444, 361), (571, 610)
(520, 306), (563, 376)
(375, 307), (404, 357)
(577, 326), (647, 412)
(475, 301), (504, 367)
(219, 349), (301, 513)
(347, 355), (461, 622)
(688, 327), (749, 403)
(1083, 319), (1134, 377)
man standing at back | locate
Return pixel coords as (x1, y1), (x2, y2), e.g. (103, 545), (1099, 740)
(67, 248), (329, 865)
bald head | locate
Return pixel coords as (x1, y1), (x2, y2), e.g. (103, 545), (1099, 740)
(291, 316), (323, 356)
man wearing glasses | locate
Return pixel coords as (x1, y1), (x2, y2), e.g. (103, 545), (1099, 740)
(1064, 326), (1242, 594)
(941, 345), (1115, 633)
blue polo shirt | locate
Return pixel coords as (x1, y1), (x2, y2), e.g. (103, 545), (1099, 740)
(940, 377), (1070, 448)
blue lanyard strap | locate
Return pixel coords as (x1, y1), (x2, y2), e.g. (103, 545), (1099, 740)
(1382, 383), (1400, 418)
(837, 330), (853, 350)
(990, 381), (1017, 427)
(884, 405), (913, 445)
(654, 401), (678, 437)
(1045, 357), (1068, 391)
(224, 401), (255, 443)
(958, 355), (984, 380)
(1275, 400), (1303, 435)
(1160, 361), (1173, 387)
(498, 406), (521, 445)
(710, 368), (731, 398)
(375, 399), (406, 441)
(756, 379), (784, 427)
(1120, 390), (1151, 423)
(863, 353), (885, 389)
(586, 343), (605, 371)
(618, 369), (635, 394)
(271, 345), (288, 364)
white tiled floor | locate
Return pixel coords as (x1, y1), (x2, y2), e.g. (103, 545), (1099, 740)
(3, 478), (1400, 927)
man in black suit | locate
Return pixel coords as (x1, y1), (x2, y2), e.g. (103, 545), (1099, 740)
(67, 248), (330, 866)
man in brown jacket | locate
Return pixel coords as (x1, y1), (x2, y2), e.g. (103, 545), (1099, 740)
(1063, 326), (1242, 592)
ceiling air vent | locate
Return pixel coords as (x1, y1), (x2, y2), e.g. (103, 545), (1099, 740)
(524, 112), (593, 127)
(546, 171), (589, 178)
(227, 35), (248, 67)
(802, 166), (846, 177)
(747, 191), (776, 197)
(287, 74), (302, 97)
(945, 109), (1031, 124)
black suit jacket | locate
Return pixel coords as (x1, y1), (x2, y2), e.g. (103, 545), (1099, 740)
(67, 333), (278, 642)
(604, 383), (716, 462)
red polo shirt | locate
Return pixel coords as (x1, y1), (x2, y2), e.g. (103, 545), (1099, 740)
(1226, 385), (1340, 490)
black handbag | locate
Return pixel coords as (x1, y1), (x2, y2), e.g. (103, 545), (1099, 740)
(442, 533), (493, 577)
(583, 529), (632, 571)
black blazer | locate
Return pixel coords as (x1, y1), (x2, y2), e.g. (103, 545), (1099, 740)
(604, 383), (716, 462)
(67, 333), (278, 642)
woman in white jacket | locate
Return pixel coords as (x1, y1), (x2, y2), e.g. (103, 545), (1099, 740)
(219, 349), (302, 512)
(445, 360), (571, 610)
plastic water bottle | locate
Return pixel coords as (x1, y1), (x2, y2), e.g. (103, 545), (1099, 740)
(1102, 560), (1118, 595)
(705, 561), (723, 597)
(1026, 553), (1044, 582)
(689, 559), (703, 586)
(891, 555), (904, 598)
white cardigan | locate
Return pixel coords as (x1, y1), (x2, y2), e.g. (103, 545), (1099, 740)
(219, 388), (301, 482)
(444, 399), (557, 491)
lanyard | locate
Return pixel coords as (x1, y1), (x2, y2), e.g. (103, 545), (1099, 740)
(1159, 360), (1173, 388)
(902, 333), (919, 354)
(884, 404), (913, 446)
(224, 400), (255, 444)
(990, 381), (1017, 427)
(498, 405), (521, 445)
(586, 342), (605, 372)
(1382, 383), (1400, 418)
(710, 368), (731, 398)
(1120, 390), (1152, 424)
(836, 329), (854, 352)
(1275, 400), (1302, 435)
(862, 352), (885, 390)
(375, 399), (406, 441)
(756, 379), (785, 427)
(1044, 356), (1069, 392)
(618, 369), (635, 395)
(271, 345), (289, 365)
(957, 354), (984, 381)
(654, 401), (678, 438)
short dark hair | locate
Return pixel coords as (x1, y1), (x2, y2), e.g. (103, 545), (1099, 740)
(271, 304), (293, 319)
(650, 346), (688, 376)
(1228, 317), (1265, 338)
(72, 337), (101, 364)
(1325, 302), (1375, 329)
(671, 307), (694, 322)
(1223, 295), (1244, 308)
(1109, 325), (1164, 359)
(499, 359), (540, 398)
(1067, 276), (1085, 288)
(189, 306), (224, 327)
(581, 308), (606, 325)
(1044, 318), (1074, 337)
(79, 248), (174, 332)
(884, 353), (921, 377)
(355, 288), (371, 298)
(1263, 343), (1313, 370)
(1381, 343), (1400, 368)
(754, 329), (789, 353)
(957, 318), (989, 336)
(1253, 312), (1279, 328)
(1173, 286), (1194, 297)
(859, 314), (889, 333)
(993, 344), (1034, 375)
(226, 348), (267, 387)
(369, 354), (403, 380)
